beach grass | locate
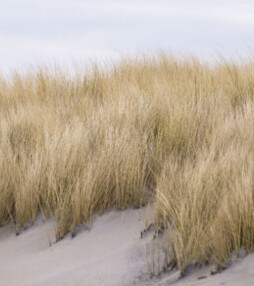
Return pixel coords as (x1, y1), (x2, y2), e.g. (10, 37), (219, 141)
(1, 54), (254, 272)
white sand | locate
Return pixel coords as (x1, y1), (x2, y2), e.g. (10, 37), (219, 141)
(1, 208), (254, 286)
(0, 208), (151, 286)
(174, 252), (254, 286)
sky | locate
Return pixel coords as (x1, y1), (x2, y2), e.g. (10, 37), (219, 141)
(1, 0), (254, 72)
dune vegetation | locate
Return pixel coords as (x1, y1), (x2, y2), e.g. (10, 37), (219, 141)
(0, 55), (254, 273)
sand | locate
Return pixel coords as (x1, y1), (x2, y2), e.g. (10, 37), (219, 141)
(0, 208), (152, 286)
(1, 208), (254, 286)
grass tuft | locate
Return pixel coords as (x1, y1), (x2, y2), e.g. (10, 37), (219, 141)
(1, 55), (254, 272)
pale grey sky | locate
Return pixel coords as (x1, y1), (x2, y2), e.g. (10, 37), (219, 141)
(1, 0), (254, 72)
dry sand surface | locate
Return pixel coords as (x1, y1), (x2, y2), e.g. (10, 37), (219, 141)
(1, 208), (254, 286)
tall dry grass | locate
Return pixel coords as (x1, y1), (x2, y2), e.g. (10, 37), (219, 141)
(0, 55), (254, 272)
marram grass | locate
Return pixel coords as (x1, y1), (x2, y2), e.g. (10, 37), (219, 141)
(1, 55), (254, 272)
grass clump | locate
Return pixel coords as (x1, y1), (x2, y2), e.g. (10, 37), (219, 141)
(0, 55), (254, 273)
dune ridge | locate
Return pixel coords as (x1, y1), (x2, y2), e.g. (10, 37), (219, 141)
(0, 55), (254, 273)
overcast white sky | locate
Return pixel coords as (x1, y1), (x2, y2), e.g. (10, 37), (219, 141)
(1, 0), (254, 72)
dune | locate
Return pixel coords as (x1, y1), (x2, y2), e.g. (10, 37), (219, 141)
(172, 254), (254, 286)
(0, 208), (151, 286)
(1, 207), (254, 286)
(1, 58), (254, 284)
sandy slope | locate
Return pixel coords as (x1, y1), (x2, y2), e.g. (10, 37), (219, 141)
(151, 253), (254, 286)
(179, 254), (254, 286)
(0, 208), (152, 286)
(1, 208), (254, 286)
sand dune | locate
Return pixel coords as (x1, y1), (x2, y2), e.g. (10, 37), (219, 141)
(1, 208), (254, 286)
(0, 208), (151, 286)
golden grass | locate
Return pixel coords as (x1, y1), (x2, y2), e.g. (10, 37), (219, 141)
(1, 55), (254, 272)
